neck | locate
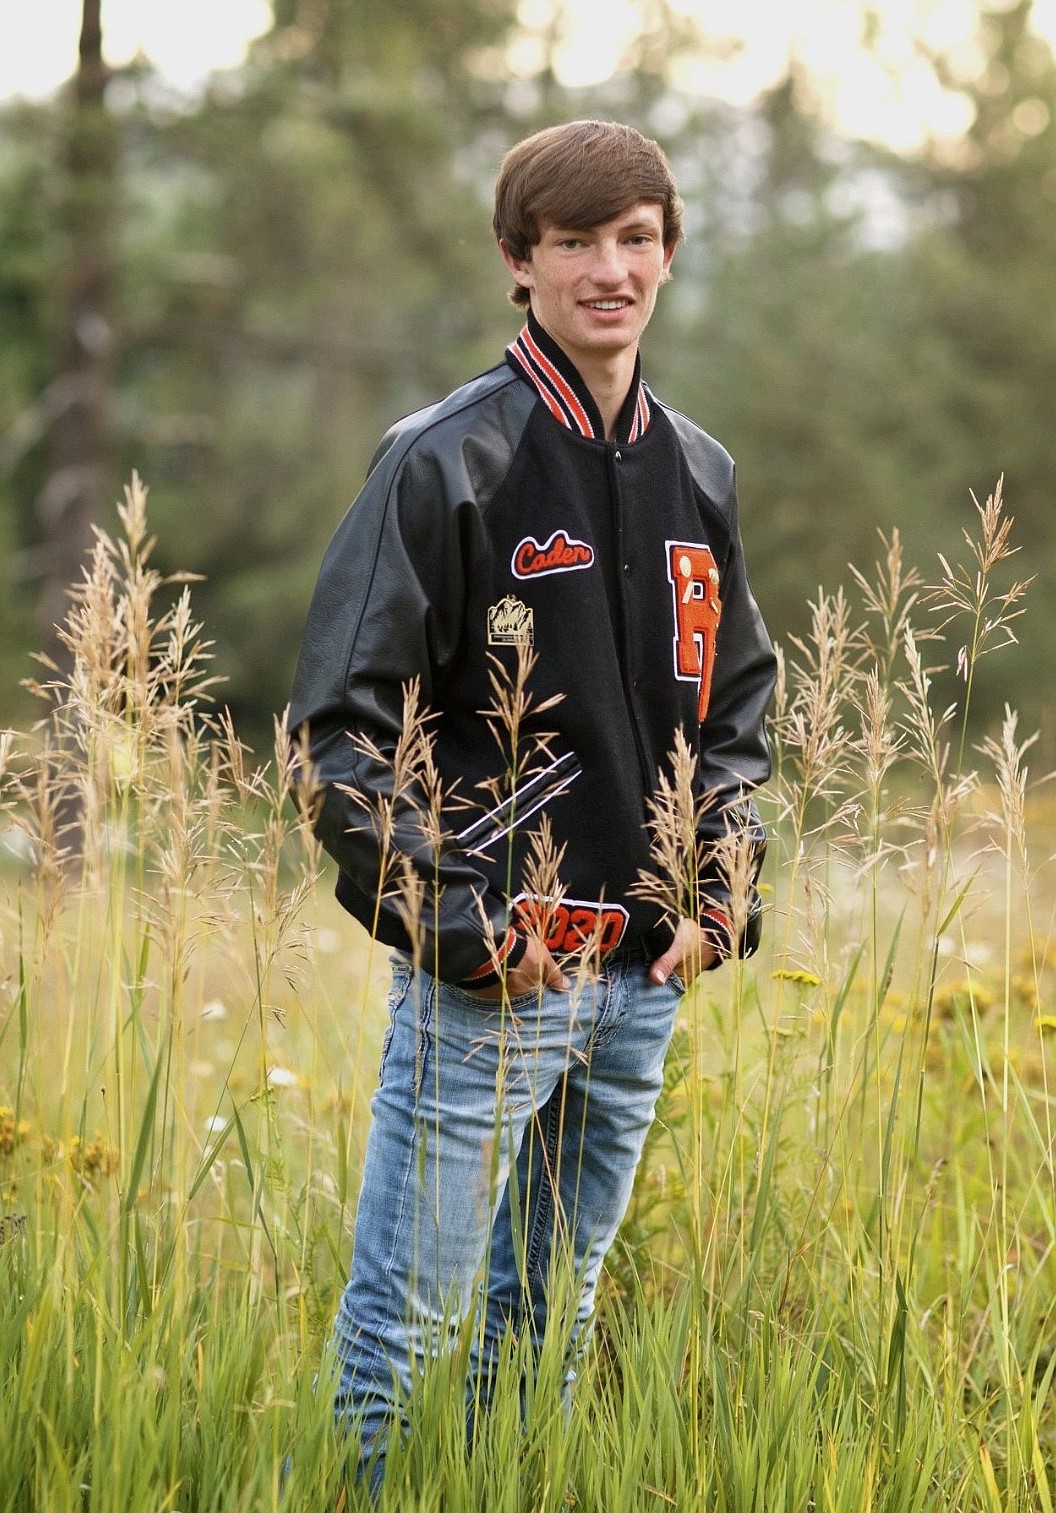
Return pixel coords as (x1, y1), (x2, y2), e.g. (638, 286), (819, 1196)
(575, 350), (639, 440)
(510, 312), (651, 444)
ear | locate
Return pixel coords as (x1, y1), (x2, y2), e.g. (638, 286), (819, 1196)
(660, 241), (676, 284)
(499, 238), (534, 294)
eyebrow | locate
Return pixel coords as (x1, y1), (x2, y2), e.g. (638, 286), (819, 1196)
(545, 216), (661, 238)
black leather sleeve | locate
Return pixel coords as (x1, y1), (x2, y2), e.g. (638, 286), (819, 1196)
(288, 393), (521, 983)
(694, 463), (776, 960)
(659, 407), (776, 960)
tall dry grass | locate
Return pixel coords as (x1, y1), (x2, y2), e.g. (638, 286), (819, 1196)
(0, 472), (1052, 1509)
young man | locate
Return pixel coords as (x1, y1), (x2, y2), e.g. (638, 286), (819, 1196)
(289, 120), (776, 1482)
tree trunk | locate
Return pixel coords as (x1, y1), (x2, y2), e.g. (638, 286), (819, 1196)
(38, 0), (116, 650)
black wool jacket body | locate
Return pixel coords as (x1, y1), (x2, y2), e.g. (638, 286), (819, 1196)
(289, 314), (778, 986)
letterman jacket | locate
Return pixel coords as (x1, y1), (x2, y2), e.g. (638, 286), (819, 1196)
(288, 312), (777, 985)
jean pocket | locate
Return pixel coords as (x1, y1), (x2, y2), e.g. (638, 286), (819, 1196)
(445, 982), (551, 1015)
(378, 961), (414, 1086)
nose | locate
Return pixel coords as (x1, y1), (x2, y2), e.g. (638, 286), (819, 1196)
(590, 237), (626, 286)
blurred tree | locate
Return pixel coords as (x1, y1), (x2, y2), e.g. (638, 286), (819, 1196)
(110, 0), (527, 747)
(644, 17), (1056, 741)
(39, 0), (117, 656)
(0, 0), (525, 743)
(647, 69), (964, 647)
(904, 0), (1056, 736)
(0, 0), (118, 698)
(0, 107), (59, 705)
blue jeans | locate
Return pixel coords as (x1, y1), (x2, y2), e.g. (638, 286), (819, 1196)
(327, 947), (683, 1484)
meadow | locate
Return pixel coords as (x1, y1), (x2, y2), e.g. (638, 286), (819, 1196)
(1, 473), (1054, 1511)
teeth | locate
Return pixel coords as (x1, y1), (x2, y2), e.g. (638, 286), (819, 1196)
(588, 300), (628, 310)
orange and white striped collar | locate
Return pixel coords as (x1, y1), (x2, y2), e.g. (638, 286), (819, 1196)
(506, 312), (652, 444)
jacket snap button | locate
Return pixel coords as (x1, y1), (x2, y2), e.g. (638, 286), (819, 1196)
(623, 562), (631, 574)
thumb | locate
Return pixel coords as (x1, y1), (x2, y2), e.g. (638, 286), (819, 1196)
(542, 951), (571, 992)
(649, 947), (678, 986)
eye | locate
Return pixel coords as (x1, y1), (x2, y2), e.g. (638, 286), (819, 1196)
(558, 237), (584, 250)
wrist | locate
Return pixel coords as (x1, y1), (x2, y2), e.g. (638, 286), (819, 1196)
(455, 925), (528, 991)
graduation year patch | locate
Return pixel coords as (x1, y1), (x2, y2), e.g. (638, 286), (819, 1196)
(511, 893), (629, 957)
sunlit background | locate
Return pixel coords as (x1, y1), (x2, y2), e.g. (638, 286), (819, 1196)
(8, 0), (1056, 144)
(1, 0), (1054, 750)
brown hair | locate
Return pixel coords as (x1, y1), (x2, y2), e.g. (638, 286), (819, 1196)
(493, 120), (684, 307)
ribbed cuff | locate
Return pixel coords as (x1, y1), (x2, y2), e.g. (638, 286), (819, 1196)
(456, 925), (528, 991)
(699, 905), (734, 969)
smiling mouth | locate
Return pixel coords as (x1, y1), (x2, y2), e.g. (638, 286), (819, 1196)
(582, 299), (631, 311)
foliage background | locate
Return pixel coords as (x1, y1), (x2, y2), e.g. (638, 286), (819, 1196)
(0, 0), (1053, 751)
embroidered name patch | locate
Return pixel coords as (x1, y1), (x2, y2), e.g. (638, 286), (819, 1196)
(488, 595), (534, 646)
(512, 530), (594, 579)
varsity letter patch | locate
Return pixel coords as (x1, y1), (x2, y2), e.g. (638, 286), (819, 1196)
(666, 541), (722, 720)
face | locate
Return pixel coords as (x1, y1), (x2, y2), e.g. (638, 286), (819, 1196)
(501, 202), (675, 371)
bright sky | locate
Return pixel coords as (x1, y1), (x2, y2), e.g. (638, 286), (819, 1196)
(0, 0), (273, 96)
(4, 0), (1056, 151)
